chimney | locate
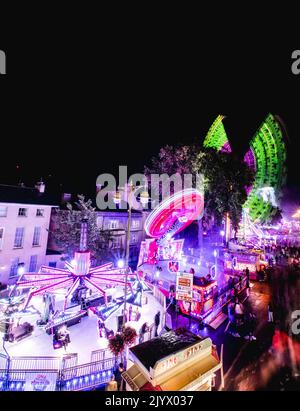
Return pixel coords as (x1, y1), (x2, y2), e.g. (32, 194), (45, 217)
(35, 180), (45, 193)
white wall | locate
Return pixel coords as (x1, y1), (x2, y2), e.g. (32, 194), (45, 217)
(0, 203), (54, 284)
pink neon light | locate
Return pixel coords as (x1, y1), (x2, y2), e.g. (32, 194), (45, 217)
(145, 188), (204, 239)
(18, 251), (135, 310)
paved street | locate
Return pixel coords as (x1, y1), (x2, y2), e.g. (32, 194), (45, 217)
(169, 280), (300, 390)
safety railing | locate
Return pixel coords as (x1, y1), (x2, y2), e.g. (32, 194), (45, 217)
(0, 350), (117, 391)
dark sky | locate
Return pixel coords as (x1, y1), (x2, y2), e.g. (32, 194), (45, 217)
(1, 29), (299, 201)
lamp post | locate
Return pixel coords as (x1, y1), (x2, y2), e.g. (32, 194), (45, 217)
(213, 249), (218, 278)
(113, 182), (149, 327)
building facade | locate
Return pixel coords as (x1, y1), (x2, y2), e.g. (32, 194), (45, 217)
(96, 209), (149, 267)
(0, 183), (59, 285)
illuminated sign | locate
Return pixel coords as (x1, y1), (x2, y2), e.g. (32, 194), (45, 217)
(176, 272), (193, 302)
(153, 338), (211, 377)
(24, 372), (58, 391)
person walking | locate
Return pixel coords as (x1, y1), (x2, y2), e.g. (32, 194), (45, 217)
(154, 311), (161, 337)
(268, 301), (274, 323)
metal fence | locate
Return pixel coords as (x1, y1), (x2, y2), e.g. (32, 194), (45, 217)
(0, 349), (117, 391)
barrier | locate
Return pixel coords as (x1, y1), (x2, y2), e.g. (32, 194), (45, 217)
(0, 349), (117, 391)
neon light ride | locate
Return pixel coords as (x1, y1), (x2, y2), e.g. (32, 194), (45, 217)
(16, 219), (133, 312)
(204, 113), (287, 236)
(144, 188), (204, 244)
(243, 114), (287, 223)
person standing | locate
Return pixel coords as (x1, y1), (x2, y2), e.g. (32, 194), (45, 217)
(245, 267), (250, 281)
(268, 301), (274, 323)
(246, 277), (250, 298)
(128, 305), (133, 322)
(106, 375), (118, 391)
(139, 322), (148, 344)
(154, 311), (161, 337)
(114, 363), (125, 391)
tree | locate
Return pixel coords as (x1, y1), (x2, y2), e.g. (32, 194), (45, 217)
(193, 148), (254, 232)
(144, 144), (200, 196)
(50, 195), (113, 265)
(144, 145), (254, 235)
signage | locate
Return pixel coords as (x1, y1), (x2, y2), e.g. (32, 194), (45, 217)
(153, 338), (211, 377)
(24, 372), (58, 391)
(176, 272), (193, 302)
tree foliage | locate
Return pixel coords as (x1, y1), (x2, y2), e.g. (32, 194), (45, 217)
(50, 195), (113, 264)
(144, 145), (255, 232)
(144, 144), (200, 196)
(193, 148), (255, 231)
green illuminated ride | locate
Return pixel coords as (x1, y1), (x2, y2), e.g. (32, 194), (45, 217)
(203, 115), (232, 153)
(203, 113), (287, 223)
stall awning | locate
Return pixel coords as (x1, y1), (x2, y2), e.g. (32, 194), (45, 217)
(159, 354), (221, 391)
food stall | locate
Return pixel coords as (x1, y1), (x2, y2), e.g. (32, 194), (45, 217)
(221, 249), (268, 280)
(122, 329), (221, 391)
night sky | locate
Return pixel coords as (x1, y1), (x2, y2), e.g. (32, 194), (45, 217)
(1, 32), (299, 203)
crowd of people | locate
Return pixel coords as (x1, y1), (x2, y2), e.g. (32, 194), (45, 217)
(265, 241), (300, 267)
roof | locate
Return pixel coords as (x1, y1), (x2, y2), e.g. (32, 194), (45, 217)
(0, 184), (59, 206)
(130, 330), (202, 371)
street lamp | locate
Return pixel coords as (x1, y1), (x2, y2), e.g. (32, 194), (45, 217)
(213, 249), (218, 278)
(113, 182), (149, 326)
(117, 259), (125, 269)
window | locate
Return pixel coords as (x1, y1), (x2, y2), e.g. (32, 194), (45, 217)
(111, 237), (121, 249)
(32, 227), (41, 246)
(18, 208), (27, 217)
(14, 227), (24, 248)
(130, 233), (138, 244)
(0, 228), (4, 249)
(29, 255), (38, 272)
(49, 262), (57, 268)
(10, 258), (20, 278)
(96, 216), (103, 228)
(108, 220), (119, 230)
(0, 206), (7, 217)
(36, 208), (44, 217)
(131, 220), (140, 229)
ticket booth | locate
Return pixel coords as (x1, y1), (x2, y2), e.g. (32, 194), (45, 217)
(122, 330), (221, 391)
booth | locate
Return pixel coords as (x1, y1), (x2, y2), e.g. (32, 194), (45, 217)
(122, 330), (221, 391)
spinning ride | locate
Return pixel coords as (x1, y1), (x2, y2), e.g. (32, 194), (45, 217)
(16, 219), (134, 312)
(139, 188), (204, 269)
(204, 113), (287, 230)
(145, 188), (204, 243)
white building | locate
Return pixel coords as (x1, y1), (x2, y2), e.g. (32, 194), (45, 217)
(0, 183), (60, 285)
